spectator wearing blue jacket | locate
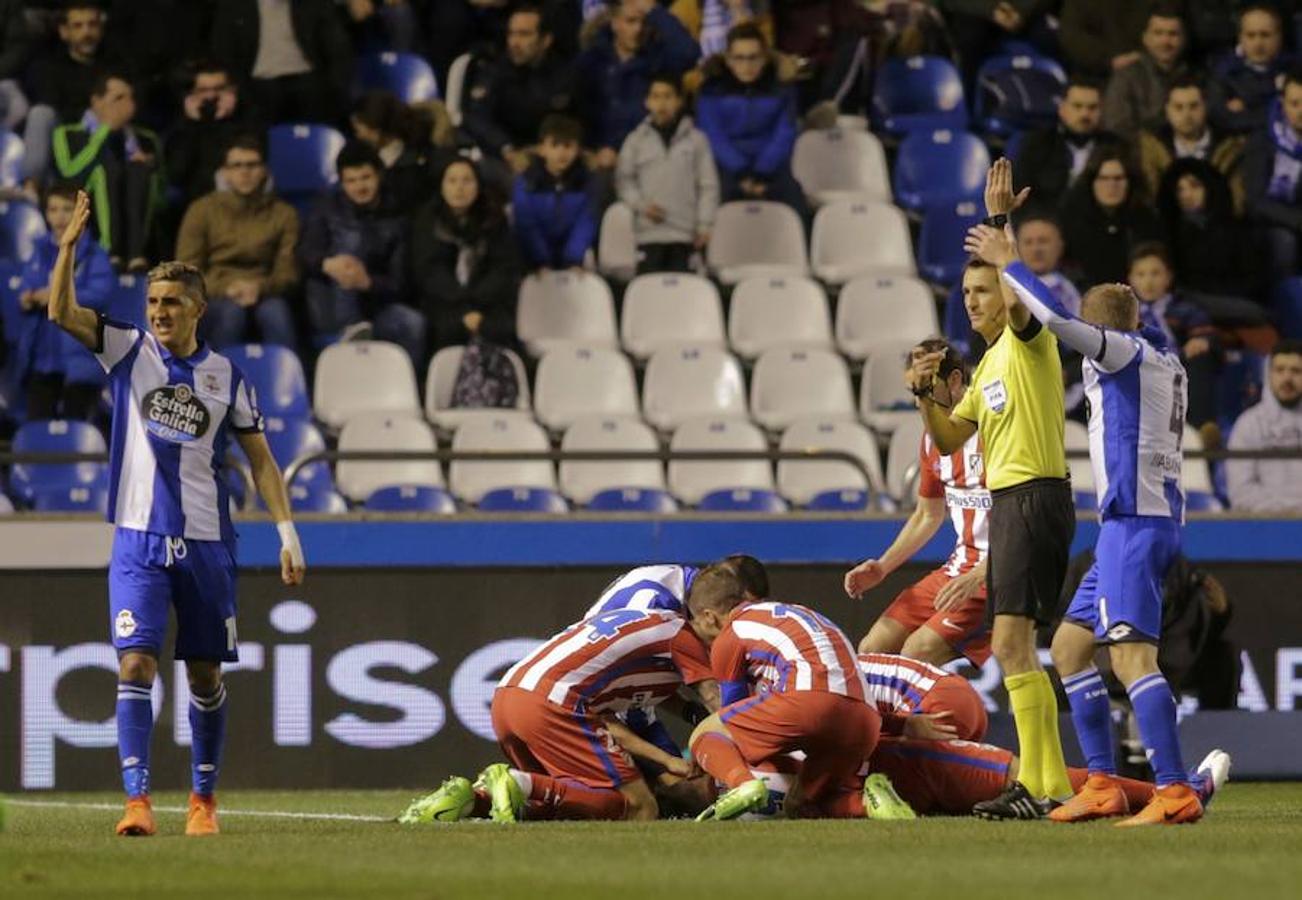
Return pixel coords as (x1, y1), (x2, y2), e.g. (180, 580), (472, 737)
(695, 22), (807, 216)
(513, 114), (600, 270)
(1207, 4), (1291, 135)
(10, 182), (115, 420)
(578, 0), (700, 171)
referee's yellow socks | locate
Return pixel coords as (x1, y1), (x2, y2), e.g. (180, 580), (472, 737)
(1035, 673), (1074, 803)
(1004, 671), (1045, 798)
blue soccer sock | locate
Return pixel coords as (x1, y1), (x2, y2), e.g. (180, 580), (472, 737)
(189, 682), (228, 797)
(116, 681), (154, 797)
(1127, 672), (1185, 787)
(1061, 666), (1115, 776)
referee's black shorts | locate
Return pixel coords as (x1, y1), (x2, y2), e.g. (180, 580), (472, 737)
(987, 477), (1075, 625)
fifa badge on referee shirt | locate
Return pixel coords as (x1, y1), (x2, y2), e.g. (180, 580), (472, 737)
(982, 379), (1008, 413)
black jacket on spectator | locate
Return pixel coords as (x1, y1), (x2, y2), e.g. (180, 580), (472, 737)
(0, 0), (32, 82)
(386, 143), (458, 215)
(1060, 188), (1164, 286)
(211, 0), (353, 108)
(1158, 157), (1261, 298)
(1207, 50), (1291, 135)
(460, 50), (578, 155)
(1013, 125), (1123, 207)
(1058, 0), (1159, 78)
(165, 105), (264, 206)
(29, 46), (122, 123)
(1242, 126), (1302, 234)
(103, 0), (215, 116)
(298, 186), (408, 308)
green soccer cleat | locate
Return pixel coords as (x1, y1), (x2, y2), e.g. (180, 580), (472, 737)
(863, 772), (917, 820)
(397, 776), (475, 824)
(476, 764), (525, 824)
(695, 778), (769, 822)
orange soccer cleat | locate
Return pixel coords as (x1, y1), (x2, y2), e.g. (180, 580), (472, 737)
(185, 792), (220, 836)
(1116, 783), (1204, 827)
(115, 795), (156, 836)
(1049, 773), (1130, 823)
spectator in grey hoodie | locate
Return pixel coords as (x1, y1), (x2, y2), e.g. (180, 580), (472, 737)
(1227, 340), (1302, 512)
(616, 73), (719, 274)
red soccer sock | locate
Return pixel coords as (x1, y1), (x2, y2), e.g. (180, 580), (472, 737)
(810, 788), (866, 819)
(1067, 767), (1155, 809)
(524, 775), (627, 821)
(690, 731), (753, 790)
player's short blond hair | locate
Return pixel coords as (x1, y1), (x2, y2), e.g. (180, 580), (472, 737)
(147, 261), (207, 307)
(686, 564), (747, 619)
(1082, 283), (1138, 331)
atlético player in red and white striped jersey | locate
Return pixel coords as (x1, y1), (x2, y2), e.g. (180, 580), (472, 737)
(846, 339), (994, 668)
(858, 651), (989, 741)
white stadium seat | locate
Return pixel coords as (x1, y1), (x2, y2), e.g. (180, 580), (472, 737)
(335, 412), (442, 502)
(810, 200), (915, 285)
(424, 345), (532, 433)
(835, 275), (940, 360)
(598, 201), (638, 282)
(859, 339), (919, 435)
(778, 418), (885, 505)
(559, 416), (665, 504)
(1064, 420), (1095, 497)
(516, 270), (618, 357)
(707, 201), (808, 285)
(668, 417), (773, 505)
(750, 347), (856, 431)
(620, 273), (725, 360)
(534, 346), (639, 431)
(728, 275), (833, 359)
(885, 415), (925, 504)
(792, 127), (891, 206)
(1181, 423), (1221, 508)
(314, 340), (420, 429)
(642, 346), (747, 432)
(444, 52), (472, 125)
(449, 416), (556, 503)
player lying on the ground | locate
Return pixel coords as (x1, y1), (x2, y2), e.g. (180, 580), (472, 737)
(847, 338), (993, 668)
(859, 652), (988, 742)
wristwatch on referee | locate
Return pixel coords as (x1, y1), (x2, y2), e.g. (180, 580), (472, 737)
(983, 213), (1008, 228)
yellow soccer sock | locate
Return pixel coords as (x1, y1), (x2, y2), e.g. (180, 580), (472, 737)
(1004, 671), (1045, 798)
(1036, 672), (1075, 802)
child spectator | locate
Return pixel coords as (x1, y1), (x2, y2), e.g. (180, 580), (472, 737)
(512, 114), (599, 271)
(616, 74), (718, 274)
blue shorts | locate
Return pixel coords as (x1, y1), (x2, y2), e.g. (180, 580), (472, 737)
(108, 528), (239, 662)
(1064, 516), (1181, 644)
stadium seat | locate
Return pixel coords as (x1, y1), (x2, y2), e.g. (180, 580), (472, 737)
(31, 484), (109, 514)
(835, 275), (941, 361)
(364, 485), (458, 513)
(477, 486), (569, 512)
(1182, 423), (1222, 511)
(9, 419), (107, 504)
(266, 123), (346, 208)
(885, 415), (925, 503)
(707, 201), (808, 285)
(778, 418), (885, 506)
(1, 262), (23, 351)
(107, 274), (147, 329)
(225, 344), (310, 420)
(942, 283), (976, 356)
(810, 201), (915, 284)
(1272, 277), (1302, 339)
(586, 487), (680, 512)
(668, 417), (773, 506)
(335, 412), (443, 502)
(424, 344), (532, 433)
(620, 273), (725, 360)
(0, 492), (13, 514)
(534, 345), (639, 431)
(892, 129), (990, 212)
(354, 51), (439, 102)
(1064, 420), (1095, 499)
(314, 340), (421, 429)
(917, 200), (984, 285)
(642, 346), (747, 432)
(859, 340), (920, 435)
(0, 199), (46, 263)
(974, 54), (1066, 137)
(806, 489), (871, 511)
(598, 201), (637, 282)
(516, 270), (618, 357)
(728, 275), (833, 360)
(698, 488), (789, 512)
(448, 416), (557, 504)
(0, 128), (24, 186)
(287, 481), (349, 513)
(444, 53), (473, 126)
(791, 127), (891, 205)
(259, 416), (331, 488)
(871, 55), (968, 136)
(559, 415), (665, 505)
(750, 347), (856, 431)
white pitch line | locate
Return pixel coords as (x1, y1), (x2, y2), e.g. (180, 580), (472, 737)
(6, 798), (390, 822)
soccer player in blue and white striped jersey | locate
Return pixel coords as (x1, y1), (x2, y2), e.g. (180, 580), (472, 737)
(966, 190), (1203, 827)
(47, 192), (307, 838)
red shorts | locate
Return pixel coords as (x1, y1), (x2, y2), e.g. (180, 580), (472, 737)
(919, 674), (989, 741)
(490, 687), (640, 789)
(868, 737), (1012, 815)
(720, 691), (880, 802)
(883, 566), (992, 665)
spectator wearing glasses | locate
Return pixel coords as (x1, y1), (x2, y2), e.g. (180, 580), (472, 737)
(1059, 147), (1163, 286)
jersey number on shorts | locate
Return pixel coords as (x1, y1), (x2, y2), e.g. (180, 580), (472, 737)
(584, 608), (648, 642)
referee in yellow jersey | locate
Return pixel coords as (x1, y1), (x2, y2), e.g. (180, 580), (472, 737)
(907, 158), (1075, 819)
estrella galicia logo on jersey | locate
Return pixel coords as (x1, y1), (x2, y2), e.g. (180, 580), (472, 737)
(142, 384), (212, 443)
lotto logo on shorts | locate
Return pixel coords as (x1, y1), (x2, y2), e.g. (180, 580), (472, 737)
(1106, 623), (1133, 642)
(115, 609), (137, 639)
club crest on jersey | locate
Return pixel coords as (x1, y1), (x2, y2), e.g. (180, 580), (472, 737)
(200, 371), (222, 395)
(982, 379), (1008, 413)
(115, 609), (137, 638)
(142, 384), (211, 443)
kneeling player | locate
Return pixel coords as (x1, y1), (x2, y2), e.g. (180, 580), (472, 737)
(859, 652), (989, 741)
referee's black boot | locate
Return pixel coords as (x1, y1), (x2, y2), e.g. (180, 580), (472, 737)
(972, 782), (1053, 820)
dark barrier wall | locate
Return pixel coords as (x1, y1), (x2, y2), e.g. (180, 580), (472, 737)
(3, 563), (1300, 791)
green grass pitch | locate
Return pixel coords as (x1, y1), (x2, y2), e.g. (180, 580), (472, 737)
(3, 785), (1302, 899)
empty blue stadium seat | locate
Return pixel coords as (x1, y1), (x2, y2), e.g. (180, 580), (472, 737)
(10, 419), (107, 503)
(228, 417), (333, 508)
(585, 487), (680, 513)
(942, 283), (975, 356)
(225, 344), (311, 419)
(365, 485), (458, 513)
(354, 52), (439, 102)
(0, 128), (24, 186)
(266, 123), (346, 209)
(871, 55), (968, 136)
(806, 489), (871, 511)
(1002, 129), (1026, 163)
(1217, 349), (1266, 432)
(697, 488), (789, 512)
(0, 199), (46, 263)
(918, 200), (984, 285)
(893, 129), (990, 211)
(32, 483), (109, 514)
(974, 54), (1066, 136)
(478, 487), (569, 512)
(287, 481), (349, 513)
(107, 274), (147, 329)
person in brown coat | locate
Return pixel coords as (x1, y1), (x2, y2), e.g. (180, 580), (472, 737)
(1101, 5), (1190, 139)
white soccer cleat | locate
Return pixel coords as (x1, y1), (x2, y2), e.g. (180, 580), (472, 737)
(1196, 749), (1232, 796)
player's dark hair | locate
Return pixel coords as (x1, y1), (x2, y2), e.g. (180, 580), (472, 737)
(721, 554), (769, 599)
(726, 21), (767, 50)
(335, 140), (384, 177)
(686, 564), (747, 619)
(915, 338), (967, 385)
(1129, 240), (1173, 272)
(539, 113), (582, 144)
(648, 73), (683, 96)
(43, 180), (81, 207)
(1271, 338), (1302, 359)
(223, 133), (266, 164)
(147, 261), (208, 306)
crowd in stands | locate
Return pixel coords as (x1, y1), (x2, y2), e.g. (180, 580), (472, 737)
(1, 0), (1302, 515)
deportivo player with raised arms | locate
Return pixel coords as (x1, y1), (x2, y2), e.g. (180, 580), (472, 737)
(47, 192), (307, 837)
